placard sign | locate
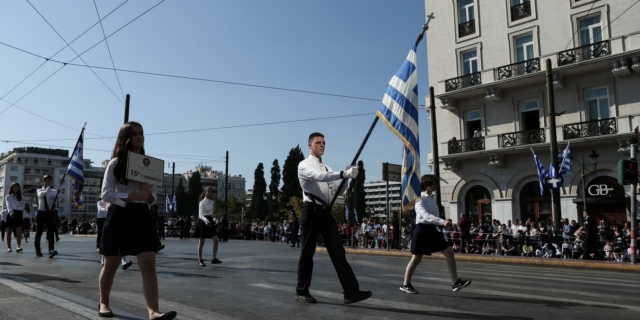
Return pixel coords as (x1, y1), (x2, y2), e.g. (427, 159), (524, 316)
(383, 163), (401, 182)
(126, 151), (164, 187)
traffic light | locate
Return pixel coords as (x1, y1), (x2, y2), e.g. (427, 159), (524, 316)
(617, 159), (638, 185)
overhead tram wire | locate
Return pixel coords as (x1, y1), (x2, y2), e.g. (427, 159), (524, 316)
(0, 0), (128, 102)
(93, 0), (126, 101)
(0, 0), (164, 117)
(26, 0), (124, 105)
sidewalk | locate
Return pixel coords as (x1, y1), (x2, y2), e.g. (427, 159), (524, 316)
(317, 246), (640, 273)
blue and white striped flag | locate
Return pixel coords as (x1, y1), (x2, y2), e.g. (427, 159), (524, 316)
(530, 148), (548, 196)
(165, 195), (170, 213)
(354, 208), (358, 223)
(65, 130), (84, 208)
(557, 143), (571, 175)
(172, 194), (177, 212)
(377, 45), (421, 211)
(345, 205), (349, 222)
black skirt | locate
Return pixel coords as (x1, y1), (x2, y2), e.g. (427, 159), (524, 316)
(100, 203), (157, 256)
(410, 224), (450, 255)
(196, 216), (217, 238)
(6, 210), (24, 229)
(23, 218), (31, 230)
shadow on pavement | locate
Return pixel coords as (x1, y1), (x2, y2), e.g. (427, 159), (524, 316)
(460, 296), (623, 310)
(156, 270), (219, 279)
(7, 273), (82, 284)
(0, 262), (23, 266)
(330, 302), (533, 319)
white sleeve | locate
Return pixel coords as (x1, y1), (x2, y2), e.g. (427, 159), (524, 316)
(198, 201), (210, 224)
(298, 162), (341, 182)
(101, 160), (128, 208)
(415, 196), (445, 225)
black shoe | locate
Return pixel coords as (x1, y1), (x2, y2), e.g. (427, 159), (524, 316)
(344, 290), (372, 304)
(295, 293), (317, 303)
(157, 245), (165, 252)
(211, 258), (222, 264)
(98, 304), (114, 317)
(151, 311), (177, 320)
(122, 261), (133, 271)
(399, 283), (418, 294)
(48, 250), (58, 258)
(35, 251), (43, 257)
(198, 260), (206, 266)
(452, 278), (471, 292)
(56, 238), (60, 242)
(290, 245), (295, 247)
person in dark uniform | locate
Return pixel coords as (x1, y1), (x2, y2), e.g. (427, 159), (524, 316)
(580, 210), (598, 259)
(289, 215), (300, 247)
(185, 215), (192, 240)
(157, 215), (165, 241)
(71, 218), (78, 235)
(178, 216), (185, 239)
(392, 212), (400, 250)
(35, 175), (60, 258)
(243, 219), (251, 240)
(150, 204), (165, 251)
(221, 216), (229, 242)
(295, 132), (371, 304)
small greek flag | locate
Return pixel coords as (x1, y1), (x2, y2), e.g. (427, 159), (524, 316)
(354, 208), (358, 223)
(558, 143), (571, 175)
(66, 130), (84, 208)
(377, 44), (421, 210)
(172, 194), (177, 212)
(345, 205), (349, 222)
(530, 148), (548, 196)
(165, 195), (170, 213)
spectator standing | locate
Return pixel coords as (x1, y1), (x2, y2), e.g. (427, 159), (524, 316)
(581, 210), (598, 259)
(457, 213), (471, 253)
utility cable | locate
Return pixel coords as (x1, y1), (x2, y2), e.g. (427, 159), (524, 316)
(93, 0), (126, 101)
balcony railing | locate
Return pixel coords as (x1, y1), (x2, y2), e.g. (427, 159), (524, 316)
(557, 40), (611, 66)
(458, 19), (476, 37)
(445, 72), (482, 92)
(511, 2), (531, 21)
(448, 137), (485, 154)
(500, 128), (545, 148)
(562, 117), (617, 140)
(495, 58), (540, 80)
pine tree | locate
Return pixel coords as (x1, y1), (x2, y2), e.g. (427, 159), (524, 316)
(269, 159), (281, 221)
(349, 160), (366, 218)
(249, 163), (268, 220)
(281, 145), (305, 213)
(175, 179), (188, 217)
(187, 171), (202, 216)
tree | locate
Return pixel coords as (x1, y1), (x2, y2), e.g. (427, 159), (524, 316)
(214, 195), (246, 221)
(187, 171), (202, 216)
(175, 179), (188, 217)
(248, 163), (268, 220)
(348, 160), (366, 219)
(287, 196), (303, 220)
(331, 203), (346, 224)
(281, 145), (305, 213)
(269, 159), (281, 221)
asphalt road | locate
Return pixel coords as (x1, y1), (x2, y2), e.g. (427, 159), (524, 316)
(0, 235), (637, 319)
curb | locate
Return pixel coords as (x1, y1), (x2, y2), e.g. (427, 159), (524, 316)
(70, 234), (97, 238)
(316, 247), (640, 273)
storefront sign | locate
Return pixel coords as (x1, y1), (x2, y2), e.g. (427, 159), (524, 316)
(588, 184), (615, 196)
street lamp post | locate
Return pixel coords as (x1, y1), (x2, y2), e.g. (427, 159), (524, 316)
(571, 150), (599, 215)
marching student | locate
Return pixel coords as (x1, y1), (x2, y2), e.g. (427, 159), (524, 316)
(35, 175), (60, 258)
(22, 202), (31, 243)
(1, 208), (7, 241)
(196, 187), (222, 266)
(98, 121), (176, 320)
(295, 132), (371, 304)
(399, 174), (472, 294)
(5, 183), (25, 252)
(96, 200), (108, 251)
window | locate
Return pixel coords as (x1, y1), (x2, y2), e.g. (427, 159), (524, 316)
(462, 50), (478, 75)
(465, 110), (482, 139)
(579, 14), (602, 46)
(515, 34), (534, 62)
(586, 87), (609, 120)
(24, 168), (31, 174)
(10, 176), (17, 182)
(510, 0), (531, 22)
(459, 0), (475, 23)
(10, 166), (18, 171)
(520, 100), (540, 131)
(458, 0), (476, 38)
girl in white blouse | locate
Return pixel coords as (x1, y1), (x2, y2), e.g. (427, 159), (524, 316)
(196, 186), (222, 266)
(5, 182), (25, 252)
(98, 121), (176, 320)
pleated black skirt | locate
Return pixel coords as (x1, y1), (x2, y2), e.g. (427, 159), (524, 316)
(196, 216), (217, 238)
(410, 224), (449, 255)
(6, 210), (23, 229)
(100, 203), (157, 256)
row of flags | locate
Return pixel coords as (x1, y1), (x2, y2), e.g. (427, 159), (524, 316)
(531, 143), (571, 195)
(166, 195), (177, 213)
(344, 205), (359, 223)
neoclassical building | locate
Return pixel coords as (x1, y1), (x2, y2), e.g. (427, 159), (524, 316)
(425, 0), (640, 225)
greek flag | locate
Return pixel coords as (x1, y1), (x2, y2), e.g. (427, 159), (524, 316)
(345, 205), (349, 222)
(558, 143), (571, 175)
(65, 130), (84, 208)
(165, 195), (170, 213)
(376, 45), (421, 210)
(172, 195), (177, 212)
(354, 208), (358, 224)
(530, 148), (548, 196)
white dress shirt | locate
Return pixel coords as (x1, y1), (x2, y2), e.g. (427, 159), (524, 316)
(199, 198), (214, 224)
(5, 194), (25, 213)
(97, 200), (108, 218)
(22, 209), (31, 220)
(101, 158), (158, 208)
(298, 155), (347, 205)
(37, 187), (60, 211)
(415, 192), (445, 226)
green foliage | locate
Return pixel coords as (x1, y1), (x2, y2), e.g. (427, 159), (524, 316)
(269, 159), (281, 220)
(331, 203), (346, 224)
(249, 163), (268, 220)
(287, 196), (303, 220)
(214, 195), (246, 221)
(281, 145), (305, 213)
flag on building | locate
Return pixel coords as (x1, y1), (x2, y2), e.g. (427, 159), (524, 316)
(558, 143), (571, 175)
(530, 148), (548, 196)
(172, 194), (177, 212)
(376, 44), (421, 210)
(65, 130), (85, 208)
(165, 195), (170, 213)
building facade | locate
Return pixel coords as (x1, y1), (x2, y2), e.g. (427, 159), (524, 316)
(184, 165), (246, 200)
(364, 181), (402, 217)
(425, 0), (640, 225)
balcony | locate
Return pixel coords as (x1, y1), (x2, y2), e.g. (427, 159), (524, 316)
(495, 58), (540, 80)
(448, 137), (485, 154)
(458, 19), (475, 38)
(445, 72), (482, 92)
(511, 2), (531, 22)
(499, 128), (545, 148)
(557, 40), (611, 66)
(562, 118), (617, 140)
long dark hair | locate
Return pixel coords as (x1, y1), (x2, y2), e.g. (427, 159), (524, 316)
(111, 121), (145, 185)
(8, 183), (22, 201)
(199, 186), (214, 202)
(23, 202), (30, 213)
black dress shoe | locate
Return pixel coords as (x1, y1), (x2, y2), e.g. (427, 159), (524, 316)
(98, 304), (114, 317)
(295, 293), (317, 303)
(157, 244), (165, 252)
(344, 290), (372, 304)
(211, 258), (222, 264)
(151, 311), (177, 320)
(35, 251), (43, 257)
(48, 250), (58, 258)
(122, 261), (133, 270)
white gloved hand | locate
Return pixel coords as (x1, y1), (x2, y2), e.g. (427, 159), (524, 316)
(345, 166), (359, 179)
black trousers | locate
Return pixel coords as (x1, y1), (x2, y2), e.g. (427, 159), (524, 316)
(296, 203), (359, 295)
(158, 223), (165, 240)
(96, 218), (106, 249)
(35, 211), (55, 252)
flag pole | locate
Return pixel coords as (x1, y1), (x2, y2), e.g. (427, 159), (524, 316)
(52, 123), (86, 211)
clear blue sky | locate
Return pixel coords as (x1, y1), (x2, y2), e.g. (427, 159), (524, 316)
(0, 0), (432, 189)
